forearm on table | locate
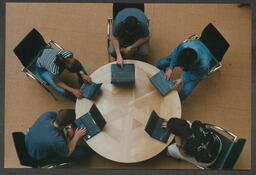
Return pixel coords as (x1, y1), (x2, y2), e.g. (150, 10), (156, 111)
(54, 78), (75, 93)
(111, 35), (122, 58)
(131, 37), (149, 48)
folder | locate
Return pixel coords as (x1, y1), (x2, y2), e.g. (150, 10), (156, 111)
(111, 64), (135, 84)
(81, 82), (102, 100)
(75, 104), (106, 140)
(149, 71), (174, 96)
(145, 110), (170, 143)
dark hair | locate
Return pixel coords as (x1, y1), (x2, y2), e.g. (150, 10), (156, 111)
(55, 54), (67, 67)
(123, 16), (140, 33)
(167, 118), (193, 139)
(55, 109), (76, 127)
(55, 54), (82, 73)
(177, 48), (198, 71)
(67, 59), (83, 73)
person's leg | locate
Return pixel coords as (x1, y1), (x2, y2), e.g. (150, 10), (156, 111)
(156, 56), (171, 71)
(179, 79), (200, 101)
(167, 143), (211, 168)
(167, 143), (184, 159)
(135, 40), (149, 61)
(36, 64), (76, 102)
(36, 65), (66, 94)
(68, 146), (91, 162)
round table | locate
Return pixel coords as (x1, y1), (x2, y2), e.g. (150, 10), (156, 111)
(75, 60), (181, 163)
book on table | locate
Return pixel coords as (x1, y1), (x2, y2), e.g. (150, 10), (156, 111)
(149, 71), (175, 96)
(144, 110), (171, 143)
(75, 104), (106, 140)
(80, 82), (102, 100)
(111, 64), (135, 84)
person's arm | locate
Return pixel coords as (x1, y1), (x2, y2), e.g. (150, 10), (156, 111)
(132, 37), (149, 48)
(163, 44), (182, 80)
(122, 37), (149, 55)
(175, 136), (188, 157)
(67, 128), (86, 157)
(53, 77), (82, 99)
(77, 70), (92, 84)
(180, 68), (208, 84)
(111, 35), (124, 68)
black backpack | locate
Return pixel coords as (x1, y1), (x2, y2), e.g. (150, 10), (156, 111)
(183, 120), (221, 163)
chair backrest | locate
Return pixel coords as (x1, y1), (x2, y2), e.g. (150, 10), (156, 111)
(13, 28), (47, 68)
(199, 23), (230, 62)
(208, 129), (246, 169)
(12, 132), (36, 167)
(113, 3), (145, 19)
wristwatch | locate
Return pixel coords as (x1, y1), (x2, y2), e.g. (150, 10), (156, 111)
(79, 70), (85, 75)
(65, 125), (72, 129)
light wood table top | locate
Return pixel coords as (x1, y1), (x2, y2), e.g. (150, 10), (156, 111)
(75, 60), (181, 163)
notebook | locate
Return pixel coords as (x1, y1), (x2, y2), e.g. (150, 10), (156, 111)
(111, 64), (135, 84)
(144, 110), (170, 143)
(149, 71), (175, 96)
(81, 82), (102, 100)
(75, 104), (106, 140)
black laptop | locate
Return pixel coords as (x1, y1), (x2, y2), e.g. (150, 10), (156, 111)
(81, 82), (102, 100)
(144, 110), (170, 143)
(75, 104), (106, 140)
(149, 71), (174, 96)
(111, 64), (135, 84)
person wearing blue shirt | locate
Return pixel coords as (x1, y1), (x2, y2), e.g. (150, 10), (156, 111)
(25, 109), (90, 166)
(108, 8), (150, 68)
(157, 40), (216, 101)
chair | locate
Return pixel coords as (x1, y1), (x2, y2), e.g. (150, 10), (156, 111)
(12, 132), (69, 168)
(12, 132), (38, 168)
(13, 28), (65, 101)
(107, 3), (145, 62)
(198, 124), (246, 170)
(184, 23), (230, 75)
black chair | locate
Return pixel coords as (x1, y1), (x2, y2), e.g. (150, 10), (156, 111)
(12, 132), (69, 168)
(200, 124), (246, 170)
(107, 3), (145, 62)
(12, 132), (38, 168)
(184, 23), (230, 75)
(13, 28), (65, 101)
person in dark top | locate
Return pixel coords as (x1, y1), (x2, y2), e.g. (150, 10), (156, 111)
(157, 39), (216, 101)
(162, 118), (222, 168)
(25, 109), (90, 166)
(108, 8), (150, 68)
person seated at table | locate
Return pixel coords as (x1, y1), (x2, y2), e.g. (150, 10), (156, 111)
(157, 39), (216, 101)
(36, 47), (92, 101)
(108, 8), (150, 68)
(25, 109), (91, 166)
(162, 118), (222, 168)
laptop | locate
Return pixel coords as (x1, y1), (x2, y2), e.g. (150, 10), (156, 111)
(149, 71), (174, 96)
(75, 104), (106, 140)
(81, 82), (102, 100)
(144, 110), (170, 143)
(111, 64), (135, 84)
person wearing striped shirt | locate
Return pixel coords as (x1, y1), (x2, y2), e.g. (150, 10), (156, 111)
(36, 46), (92, 101)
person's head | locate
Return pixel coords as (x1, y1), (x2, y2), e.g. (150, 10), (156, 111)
(122, 16), (140, 35)
(55, 109), (76, 127)
(167, 118), (193, 139)
(55, 54), (83, 73)
(177, 48), (198, 71)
